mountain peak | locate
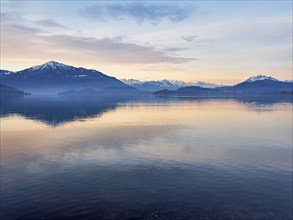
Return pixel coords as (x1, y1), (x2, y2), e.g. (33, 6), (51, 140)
(245, 75), (278, 82)
(44, 60), (62, 66)
(30, 61), (71, 71)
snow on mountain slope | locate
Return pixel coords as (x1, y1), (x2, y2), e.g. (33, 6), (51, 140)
(121, 79), (221, 91)
(121, 79), (143, 85)
(30, 61), (72, 71)
(1, 62), (291, 95)
(0, 61), (129, 94)
(245, 75), (278, 82)
(0, 70), (14, 75)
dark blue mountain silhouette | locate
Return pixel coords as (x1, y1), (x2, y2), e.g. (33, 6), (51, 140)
(0, 83), (29, 96)
(154, 75), (293, 96)
(231, 79), (292, 93)
(0, 61), (132, 95)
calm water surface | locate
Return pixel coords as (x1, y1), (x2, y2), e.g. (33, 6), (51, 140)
(1, 96), (292, 220)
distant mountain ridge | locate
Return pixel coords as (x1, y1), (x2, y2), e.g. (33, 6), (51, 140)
(121, 79), (221, 91)
(245, 75), (278, 82)
(1, 62), (292, 96)
(0, 83), (29, 96)
(154, 75), (293, 96)
(230, 75), (292, 93)
(0, 61), (132, 95)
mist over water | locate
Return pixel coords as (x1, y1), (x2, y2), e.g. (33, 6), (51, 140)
(1, 95), (292, 220)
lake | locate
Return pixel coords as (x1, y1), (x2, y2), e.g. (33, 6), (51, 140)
(1, 95), (292, 220)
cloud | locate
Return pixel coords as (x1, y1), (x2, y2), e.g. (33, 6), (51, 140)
(182, 35), (198, 42)
(2, 23), (197, 65)
(1, 21), (45, 35)
(195, 39), (215, 43)
(0, 12), (48, 33)
(48, 36), (197, 64)
(164, 47), (187, 52)
(0, 11), (24, 24)
(36, 19), (64, 28)
(80, 2), (196, 24)
(182, 35), (215, 43)
(1, 0), (26, 10)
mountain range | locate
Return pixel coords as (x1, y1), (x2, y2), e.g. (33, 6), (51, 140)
(121, 79), (221, 91)
(154, 75), (293, 96)
(1, 61), (292, 96)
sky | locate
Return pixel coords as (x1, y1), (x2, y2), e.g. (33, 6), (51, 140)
(0, 0), (292, 84)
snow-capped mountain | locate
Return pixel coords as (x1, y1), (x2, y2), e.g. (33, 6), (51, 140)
(245, 75), (278, 82)
(121, 79), (221, 91)
(169, 80), (220, 88)
(230, 75), (292, 93)
(1, 63), (292, 96)
(121, 79), (176, 91)
(29, 61), (72, 71)
(0, 61), (131, 94)
(154, 75), (293, 96)
(121, 79), (143, 85)
(16, 61), (106, 79)
(193, 81), (221, 88)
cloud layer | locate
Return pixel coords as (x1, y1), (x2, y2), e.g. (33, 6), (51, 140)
(182, 35), (198, 42)
(2, 22), (196, 65)
(36, 19), (64, 28)
(1, 1), (291, 82)
(81, 2), (195, 24)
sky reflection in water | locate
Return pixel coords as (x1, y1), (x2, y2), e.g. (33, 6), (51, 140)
(1, 96), (292, 220)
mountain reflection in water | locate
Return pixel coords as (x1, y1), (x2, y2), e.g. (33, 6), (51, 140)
(1, 94), (292, 220)
(1, 94), (292, 126)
